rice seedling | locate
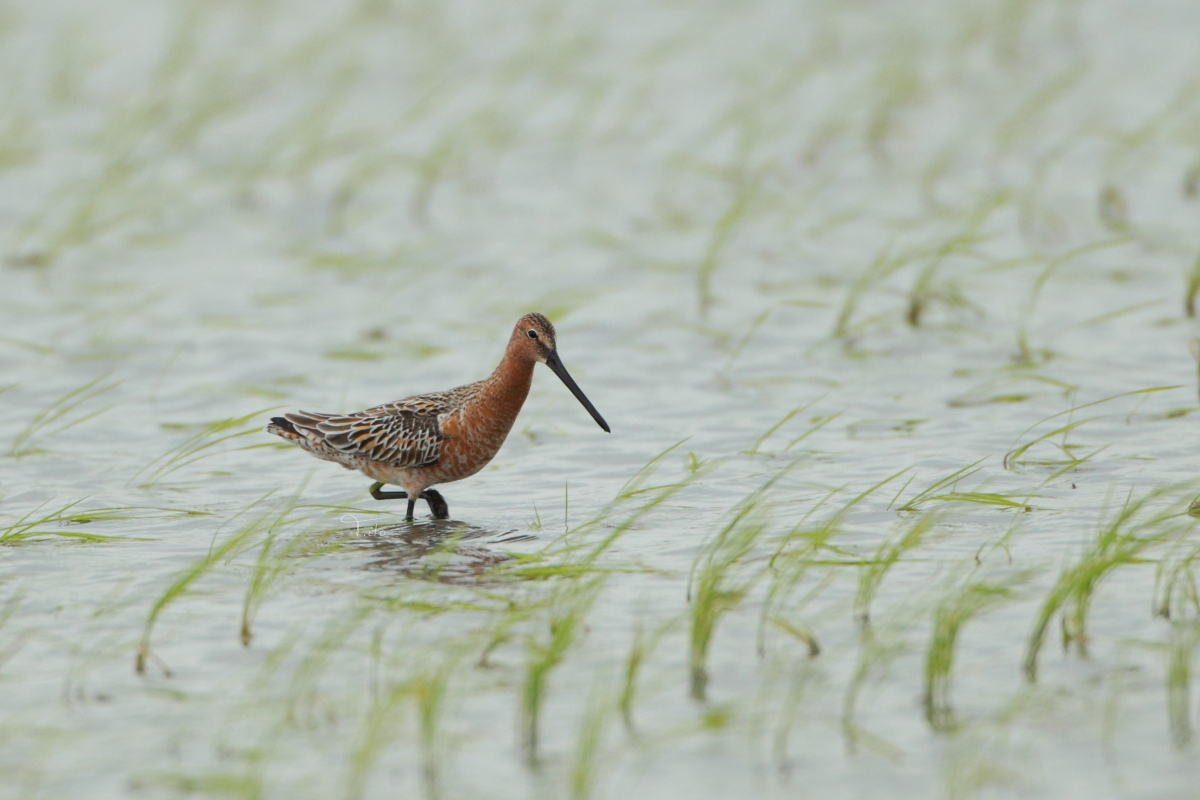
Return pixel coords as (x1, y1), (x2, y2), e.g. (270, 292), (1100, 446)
(832, 236), (909, 339)
(765, 613), (822, 660)
(0, 107), (36, 175)
(326, 152), (411, 236)
(1190, 339), (1200, 404)
(521, 576), (604, 764)
(720, 308), (771, 374)
(409, 132), (466, 226)
(905, 218), (995, 328)
(1003, 386), (1183, 473)
(741, 405), (802, 458)
(784, 412), (842, 453)
(344, 677), (409, 800)
(1152, 540), (1200, 620)
(924, 576), (1023, 731)
(947, 374), (1075, 409)
(474, 598), (537, 669)
(940, 738), (1023, 800)
(696, 169), (763, 317)
(1066, 299), (1162, 332)
(133, 407), (280, 487)
(999, 62), (1086, 155)
(136, 492), (295, 674)
(855, 511), (942, 622)
(60, 577), (151, 705)
(1165, 620), (1200, 749)
(618, 617), (678, 733)
(1, 498), (93, 545)
(1013, 237), (1129, 363)
(893, 459), (985, 512)
(8, 161), (160, 266)
(0, 498), (181, 545)
(915, 491), (1035, 513)
(570, 676), (616, 800)
(1022, 488), (1190, 681)
(241, 492), (338, 646)
(283, 604), (375, 729)
(6, 375), (119, 458)
(1100, 643), (1134, 755)
(1186, 162), (1200, 200)
(688, 477), (782, 701)
(413, 658), (457, 800)
(520, 438), (707, 576)
(131, 769), (263, 800)
(0, 337), (53, 356)
(865, 39), (922, 159)
(1096, 185), (1129, 233)
(841, 623), (909, 759)
(94, 19), (253, 166)
(761, 470), (906, 652)
(740, 398), (836, 458)
(766, 658), (819, 774)
(229, 58), (358, 191)
(346, 639), (459, 799)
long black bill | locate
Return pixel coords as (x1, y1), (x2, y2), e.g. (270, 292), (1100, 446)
(545, 350), (610, 432)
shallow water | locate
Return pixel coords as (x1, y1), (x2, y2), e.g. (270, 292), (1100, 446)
(3, 0), (1200, 797)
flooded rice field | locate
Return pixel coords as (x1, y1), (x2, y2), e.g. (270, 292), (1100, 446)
(2, 0), (1200, 797)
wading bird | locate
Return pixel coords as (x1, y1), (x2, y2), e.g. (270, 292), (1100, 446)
(267, 313), (609, 520)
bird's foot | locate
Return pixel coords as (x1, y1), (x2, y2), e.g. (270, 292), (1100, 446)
(420, 489), (449, 520)
(369, 482), (447, 520)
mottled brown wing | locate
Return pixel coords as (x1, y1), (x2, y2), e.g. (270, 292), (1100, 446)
(284, 404), (445, 469)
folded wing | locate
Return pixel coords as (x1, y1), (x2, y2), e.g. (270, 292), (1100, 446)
(284, 403), (446, 469)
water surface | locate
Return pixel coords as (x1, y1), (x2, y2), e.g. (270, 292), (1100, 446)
(2, 1), (1200, 798)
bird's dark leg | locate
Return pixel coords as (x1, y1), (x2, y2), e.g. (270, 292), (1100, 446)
(369, 482), (445, 520)
(369, 481), (407, 500)
(369, 481), (418, 521)
(420, 489), (449, 520)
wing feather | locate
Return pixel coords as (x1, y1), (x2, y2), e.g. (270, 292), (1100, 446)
(284, 402), (447, 468)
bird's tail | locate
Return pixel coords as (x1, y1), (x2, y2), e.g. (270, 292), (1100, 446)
(266, 415), (303, 441)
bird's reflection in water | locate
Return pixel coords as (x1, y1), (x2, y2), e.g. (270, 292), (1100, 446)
(339, 519), (537, 585)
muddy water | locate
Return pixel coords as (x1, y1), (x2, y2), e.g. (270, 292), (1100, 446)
(2, 1), (1200, 798)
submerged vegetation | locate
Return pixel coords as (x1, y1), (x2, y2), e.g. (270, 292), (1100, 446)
(2, 0), (1200, 798)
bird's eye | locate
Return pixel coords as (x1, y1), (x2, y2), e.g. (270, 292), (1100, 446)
(527, 329), (538, 339)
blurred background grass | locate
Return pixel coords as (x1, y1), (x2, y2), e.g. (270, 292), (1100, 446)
(4, 1), (1200, 799)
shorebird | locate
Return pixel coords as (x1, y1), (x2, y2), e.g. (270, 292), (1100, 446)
(267, 313), (609, 520)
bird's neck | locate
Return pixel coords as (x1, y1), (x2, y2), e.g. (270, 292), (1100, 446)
(481, 353), (535, 424)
